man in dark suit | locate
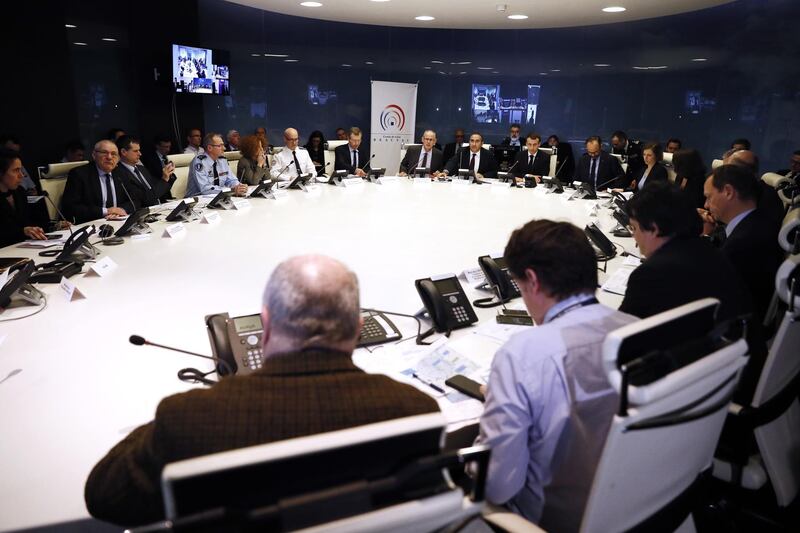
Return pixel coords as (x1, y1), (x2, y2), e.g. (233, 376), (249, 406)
(399, 130), (444, 177)
(512, 133), (550, 185)
(334, 127), (369, 177)
(611, 130), (644, 184)
(61, 140), (140, 223)
(444, 132), (498, 180)
(724, 149), (785, 226)
(141, 135), (175, 197)
(620, 182), (749, 322)
(116, 136), (176, 207)
(442, 128), (466, 164)
(545, 135), (574, 180)
(84, 254), (439, 527)
(573, 136), (625, 192)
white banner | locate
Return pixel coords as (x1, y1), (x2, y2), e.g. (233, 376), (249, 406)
(370, 81), (417, 174)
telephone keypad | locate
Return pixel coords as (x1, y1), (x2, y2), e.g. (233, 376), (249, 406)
(244, 347), (263, 370)
(360, 319), (384, 341)
(453, 305), (470, 323)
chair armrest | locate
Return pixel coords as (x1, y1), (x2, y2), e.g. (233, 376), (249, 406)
(482, 504), (548, 532)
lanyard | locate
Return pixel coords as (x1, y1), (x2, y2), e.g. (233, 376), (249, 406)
(547, 297), (599, 323)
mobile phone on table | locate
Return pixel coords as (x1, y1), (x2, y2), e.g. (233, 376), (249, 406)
(445, 374), (485, 402)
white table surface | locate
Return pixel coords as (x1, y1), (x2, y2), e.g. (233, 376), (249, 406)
(0, 179), (635, 531)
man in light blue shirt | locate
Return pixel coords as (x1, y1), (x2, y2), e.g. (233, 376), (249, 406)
(185, 133), (247, 197)
(478, 220), (636, 533)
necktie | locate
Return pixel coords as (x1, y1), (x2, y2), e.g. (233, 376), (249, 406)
(469, 153), (476, 173)
(161, 155), (169, 167)
(292, 151), (302, 175)
(212, 161), (219, 186)
(528, 154), (533, 168)
(590, 157), (598, 187)
(352, 150), (358, 169)
(104, 173), (114, 208)
(421, 151), (428, 169)
(134, 166), (151, 190)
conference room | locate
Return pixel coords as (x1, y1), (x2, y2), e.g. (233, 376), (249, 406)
(2, 1), (799, 532)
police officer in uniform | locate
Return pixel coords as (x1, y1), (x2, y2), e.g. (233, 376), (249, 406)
(185, 133), (247, 197)
(270, 128), (317, 182)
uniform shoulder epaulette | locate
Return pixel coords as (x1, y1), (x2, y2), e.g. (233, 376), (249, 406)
(197, 154), (207, 160)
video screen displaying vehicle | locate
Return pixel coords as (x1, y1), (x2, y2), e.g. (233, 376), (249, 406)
(472, 84), (541, 125)
(308, 85), (338, 105)
(172, 44), (230, 95)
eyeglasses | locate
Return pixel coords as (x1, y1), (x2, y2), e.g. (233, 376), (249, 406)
(285, 137), (299, 142)
(208, 143), (225, 148)
(94, 150), (119, 157)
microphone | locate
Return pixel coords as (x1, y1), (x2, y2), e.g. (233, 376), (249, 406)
(129, 334), (234, 376)
(41, 190), (74, 234)
(553, 154), (569, 179)
(273, 161), (293, 182)
(594, 176), (620, 191)
(359, 153), (376, 172)
(116, 175), (138, 216)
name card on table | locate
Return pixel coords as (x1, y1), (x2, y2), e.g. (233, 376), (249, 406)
(162, 222), (186, 238)
(60, 276), (86, 302)
(413, 177), (432, 186)
(270, 189), (289, 200)
(86, 256), (117, 278)
(232, 198), (251, 210)
(378, 176), (400, 185)
(201, 211), (221, 224)
(304, 184), (321, 195)
(342, 177), (365, 187)
(462, 267), (487, 288)
(131, 233), (151, 241)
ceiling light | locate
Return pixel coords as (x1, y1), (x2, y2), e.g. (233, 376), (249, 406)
(508, 14), (528, 20)
(477, 67), (493, 70)
(593, 63), (611, 67)
(65, 24), (77, 28)
(415, 15), (435, 21)
(251, 53), (261, 57)
(431, 60), (444, 64)
(300, 2), (322, 7)
(73, 42), (88, 46)
(650, 65), (668, 69)
(341, 64), (352, 67)
(284, 59), (299, 62)
(602, 6), (626, 13)
(101, 37), (117, 42)
(492, 71), (499, 74)
(459, 71), (467, 74)
(539, 72), (548, 75)
(365, 61), (374, 65)
(456, 61), (471, 65)
(632, 66), (648, 70)
(423, 66), (432, 69)
(438, 71), (447, 75)
(691, 58), (708, 62)
(264, 53), (289, 57)
(550, 69), (561, 72)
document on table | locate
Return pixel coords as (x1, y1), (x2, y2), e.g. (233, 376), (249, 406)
(602, 265), (636, 296)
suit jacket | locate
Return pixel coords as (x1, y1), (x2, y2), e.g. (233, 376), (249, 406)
(513, 149), (551, 178)
(0, 187), (31, 248)
(399, 145), (444, 174)
(552, 142), (574, 180)
(720, 209), (782, 325)
(630, 163), (669, 192)
(61, 164), (140, 223)
(236, 156), (269, 185)
(758, 181), (785, 226)
(304, 144), (327, 176)
(118, 164), (175, 208)
(620, 236), (749, 322)
(445, 148), (498, 179)
(141, 152), (169, 185)
(442, 142), (461, 165)
(84, 348), (439, 527)
(500, 137), (523, 147)
(334, 144), (369, 174)
(613, 142), (644, 183)
(573, 151), (625, 190)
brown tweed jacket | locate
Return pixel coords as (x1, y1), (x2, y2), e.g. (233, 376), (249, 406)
(84, 348), (439, 527)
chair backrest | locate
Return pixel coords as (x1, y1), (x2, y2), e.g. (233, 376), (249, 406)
(582, 299), (748, 533)
(223, 150), (241, 162)
(39, 161), (90, 219)
(761, 171), (789, 189)
(159, 413), (481, 531)
(711, 158), (724, 169)
(608, 152), (628, 173)
(324, 140), (349, 176)
(400, 143), (421, 168)
(754, 255), (800, 506)
(779, 208), (800, 254)
(165, 153), (198, 199)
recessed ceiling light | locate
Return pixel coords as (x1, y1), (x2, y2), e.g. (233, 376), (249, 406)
(284, 59), (299, 62)
(251, 53), (261, 57)
(65, 24), (77, 28)
(415, 15), (435, 21)
(633, 66), (648, 70)
(455, 61), (471, 65)
(492, 71), (499, 74)
(691, 58), (708, 62)
(431, 60), (444, 64)
(593, 63), (611, 67)
(73, 42), (88, 46)
(508, 14), (528, 20)
(423, 66), (432, 69)
(550, 69), (561, 72)
(602, 6), (626, 13)
(459, 71), (467, 74)
(650, 65), (668, 70)
(264, 53), (289, 57)
(341, 64), (352, 67)
(539, 72), (548, 75)
(101, 37), (117, 42)
(365, 61), (374, 65)
(438, 71), (447, 75)
(477, 67), (493, 70)
(300, 1), (322, 7)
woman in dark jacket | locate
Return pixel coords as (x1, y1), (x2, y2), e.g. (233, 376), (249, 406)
(304, 130), (327, 176)
(672, 148), (707, 208)
(0, 149), (48, 248)
(629, 143), (669, 192)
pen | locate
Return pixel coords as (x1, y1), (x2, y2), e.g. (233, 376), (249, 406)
(412, 373), (445, 394)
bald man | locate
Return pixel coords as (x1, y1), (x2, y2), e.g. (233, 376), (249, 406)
(85, 254), (439, 527)
(723, 149), (784, 225)
(269, 128), (317, 182)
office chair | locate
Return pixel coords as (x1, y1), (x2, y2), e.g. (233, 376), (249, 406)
(483, 299), (747, 533)
(323, 140), (348, 178)
(712, 254), (800, 507)
(130, 413), (490, 532)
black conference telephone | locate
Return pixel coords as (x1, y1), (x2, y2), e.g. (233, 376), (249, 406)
(415, 274), (479, 333)
(207, 190), (235, 210)
(39, 225), (97, 260)
(357, 310), (402, 347)
(585, 223), (617, 259)
(367, 168), (386, 182)
(288, 173), (314, 190)
(205, 312), (264, 376)
(166, 200), (194, 222)
(249, 180), (275, 198)
(115, 208), (152, 237)
(28, 260), (83, 284)
(478, 254), (521, 301)
(0, 260), (43, 309)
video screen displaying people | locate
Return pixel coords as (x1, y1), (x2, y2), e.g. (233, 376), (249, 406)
(308, 85), (338, 105)
(471, 83), (541, 126)
(172, 44), (230, 95)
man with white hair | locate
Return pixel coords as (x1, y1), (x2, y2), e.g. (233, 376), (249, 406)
(225, 129), (240, 151)
(270, 127), (317, 182)
(84, 254), (439, 527)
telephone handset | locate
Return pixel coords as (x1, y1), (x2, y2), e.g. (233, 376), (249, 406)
(478, 254), (520, 300)
(38, 225), (97, 260)
(0, 260), (43, 309)
(205, 312), (264, 376)
(415, 274), (478, 333)
(585, 223), (617, 259)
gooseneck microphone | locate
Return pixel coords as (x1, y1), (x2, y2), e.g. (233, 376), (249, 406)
(129, 334), (234, 379)
(41, 190), (74, 234)
(273, 161), (293, 182)
(359, 153), (376, 172)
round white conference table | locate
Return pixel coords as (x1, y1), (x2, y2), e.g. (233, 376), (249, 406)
(0, 178), (634, 531)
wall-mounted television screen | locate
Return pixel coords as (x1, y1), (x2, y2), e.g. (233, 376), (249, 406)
(172, 44), (230, 95)
(471, 84), (541, 125)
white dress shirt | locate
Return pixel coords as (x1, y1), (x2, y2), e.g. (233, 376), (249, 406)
(269, 147), (317, 182)
(183, 145), (205, 156)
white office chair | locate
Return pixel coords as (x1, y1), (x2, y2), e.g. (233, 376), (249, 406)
(38, 161), (89, 219)
(324, 140), (348, 177)
(711, 158), (724, 170)
(131, 413), (489, 532)
(712, 255), (800, 507)
(399, 143), (421, 170)
(778, 208), (800, 254)
(761, 171), (789, 189)
(583, 298), (747, 533)
(609, 152), (629, 174)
